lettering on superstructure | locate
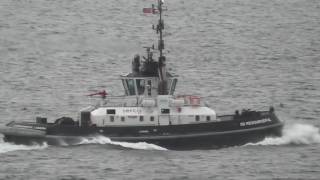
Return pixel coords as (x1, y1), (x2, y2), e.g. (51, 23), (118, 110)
(122, 108), (142, 114)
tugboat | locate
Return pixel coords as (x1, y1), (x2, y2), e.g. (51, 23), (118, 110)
(0, 0), (283, 150)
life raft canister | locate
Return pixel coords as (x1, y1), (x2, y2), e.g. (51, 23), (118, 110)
(190, 96), (201, 106)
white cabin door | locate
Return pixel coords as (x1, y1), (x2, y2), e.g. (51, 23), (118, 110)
(158, 115), (170, 125)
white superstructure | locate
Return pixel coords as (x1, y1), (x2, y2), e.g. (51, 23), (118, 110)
(87, 94), (216, 127)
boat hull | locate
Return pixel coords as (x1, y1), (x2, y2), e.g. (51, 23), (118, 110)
(1, 122), (283, 150)
(0, 110), (284, 150)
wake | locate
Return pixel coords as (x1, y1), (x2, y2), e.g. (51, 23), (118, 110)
(77, 136), (167, 151)
(247, 123), (320, 146)
(0, 135), (48, 154)
(0, 133), (167, 152)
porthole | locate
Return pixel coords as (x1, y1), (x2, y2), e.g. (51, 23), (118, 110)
(121, 116), (125, 122)
(195, 115), (200, 121)
(140, 116), (144, 122)
(110, 116), (114, 122)
(206, 116), (211, 121)
(150, 116), (154, 122)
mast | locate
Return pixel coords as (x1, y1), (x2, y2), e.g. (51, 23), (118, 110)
(141, 0), (167, 94)
(156, 0), (167, 95)
(158, 0), (164, 57)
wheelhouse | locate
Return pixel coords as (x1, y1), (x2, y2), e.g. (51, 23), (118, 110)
(120, 74), (178, 96)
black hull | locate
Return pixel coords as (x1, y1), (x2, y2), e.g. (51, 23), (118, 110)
(112, 123), (283, 149)
(1, 111), (284, 150)
(2, 122), (283, 150)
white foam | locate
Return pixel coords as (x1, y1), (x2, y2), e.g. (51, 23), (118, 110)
(78, 136), (167, 151)
(247, 123), (320, 146)
(0, 135), (48, 154)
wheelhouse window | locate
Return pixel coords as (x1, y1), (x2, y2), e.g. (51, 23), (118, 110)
(170, 79), (177, 95)
(147, 80), (152, 96)
(122, 79), (129, 95)
(136, 79), (145, 95)
(126, 79), (136, 95)
(167, 79), (172, 93)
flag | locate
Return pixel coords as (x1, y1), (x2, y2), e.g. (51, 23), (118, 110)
(143, 8), (153, 13)
(143, 8), (158, 14)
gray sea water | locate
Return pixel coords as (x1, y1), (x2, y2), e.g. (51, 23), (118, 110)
(0, 0), (320, 179)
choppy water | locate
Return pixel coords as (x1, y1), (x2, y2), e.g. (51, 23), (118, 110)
(0, 0), (320, 179)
